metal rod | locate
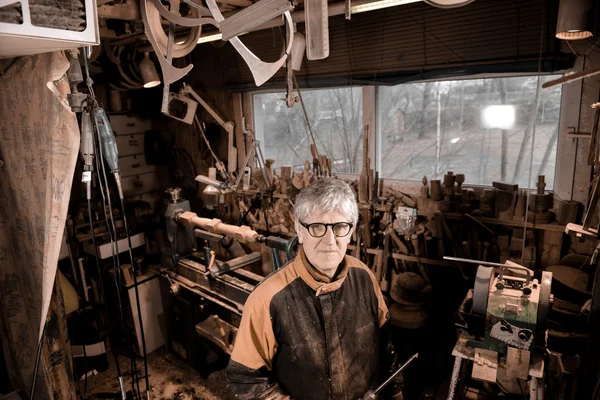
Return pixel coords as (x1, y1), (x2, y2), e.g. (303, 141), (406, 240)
(444, 256), (509, 269)
(211, 252), (262, 277)
(542, 64), (600, 89)
(29, 326), (44, 400)
(443, 256), (531, 284)
(88, 198), (127, 400)
(447, 356), (462, 400)
(374, 353), (419, 395)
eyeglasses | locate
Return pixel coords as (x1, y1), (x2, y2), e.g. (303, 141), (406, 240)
(300, 221), (353, 238)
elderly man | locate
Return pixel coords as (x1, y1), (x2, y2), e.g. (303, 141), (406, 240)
(226, 178), (400, 400)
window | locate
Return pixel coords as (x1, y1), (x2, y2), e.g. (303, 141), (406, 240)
(376, 76), (562, 189)
(253, 87), (363, 174)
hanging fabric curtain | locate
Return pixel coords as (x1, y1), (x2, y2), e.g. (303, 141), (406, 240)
(0, 51), (80, 399)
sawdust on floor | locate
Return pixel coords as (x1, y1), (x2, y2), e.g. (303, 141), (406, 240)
(84, 347), (233, 400)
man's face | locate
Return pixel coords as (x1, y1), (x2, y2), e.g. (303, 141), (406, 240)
(297, 210), (354, 278)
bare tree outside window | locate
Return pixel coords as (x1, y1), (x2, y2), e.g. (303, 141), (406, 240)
(253, 87), (363, 173)
(377, 76), (562, 188)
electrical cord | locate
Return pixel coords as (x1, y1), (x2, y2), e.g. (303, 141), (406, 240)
(86, 52), (151, 396)
(495, 379), (510, 395)
(117, 194), (151, 399)
(93, 127), (140, 400)
(84, 52), (141, 400)
(91, 115), (141, 400)
(94, 122), (142, 400)
(94, 126), (139, 399)
(88, 196), (127, 399)
(83, 341), (88, 399)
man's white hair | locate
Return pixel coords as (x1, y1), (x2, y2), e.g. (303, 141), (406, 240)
(293, 178), (358, 232)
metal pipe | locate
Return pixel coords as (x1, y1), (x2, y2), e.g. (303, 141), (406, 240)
(374, 353), (419, 395)
(211, 252), (262, 277)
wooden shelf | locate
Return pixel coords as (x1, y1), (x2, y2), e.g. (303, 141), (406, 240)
(417, 211), (566, 233)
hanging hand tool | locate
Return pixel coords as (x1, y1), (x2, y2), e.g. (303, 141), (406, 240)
(93, 107), (125, 199)
(360, 353), (419, 400)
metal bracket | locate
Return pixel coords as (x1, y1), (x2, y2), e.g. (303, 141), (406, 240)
(180, 84), (234, 135)
(141, 0), (193, 85)
(566, 126), (591, 140)
(206, 0), (294, 86)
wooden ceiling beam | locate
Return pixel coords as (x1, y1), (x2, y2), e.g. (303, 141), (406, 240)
(98, 0), (141, 20)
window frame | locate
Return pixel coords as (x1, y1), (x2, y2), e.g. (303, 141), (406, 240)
(244, 69), (584, 203)
(250, 86), (366, 174)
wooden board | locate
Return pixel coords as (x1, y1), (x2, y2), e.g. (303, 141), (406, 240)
(232, 92), (246, 174)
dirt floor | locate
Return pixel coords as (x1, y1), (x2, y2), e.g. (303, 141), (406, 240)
(84, 347), (233, 400)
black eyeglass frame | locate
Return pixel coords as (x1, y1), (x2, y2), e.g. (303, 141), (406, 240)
(299, 221), (354, 238)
